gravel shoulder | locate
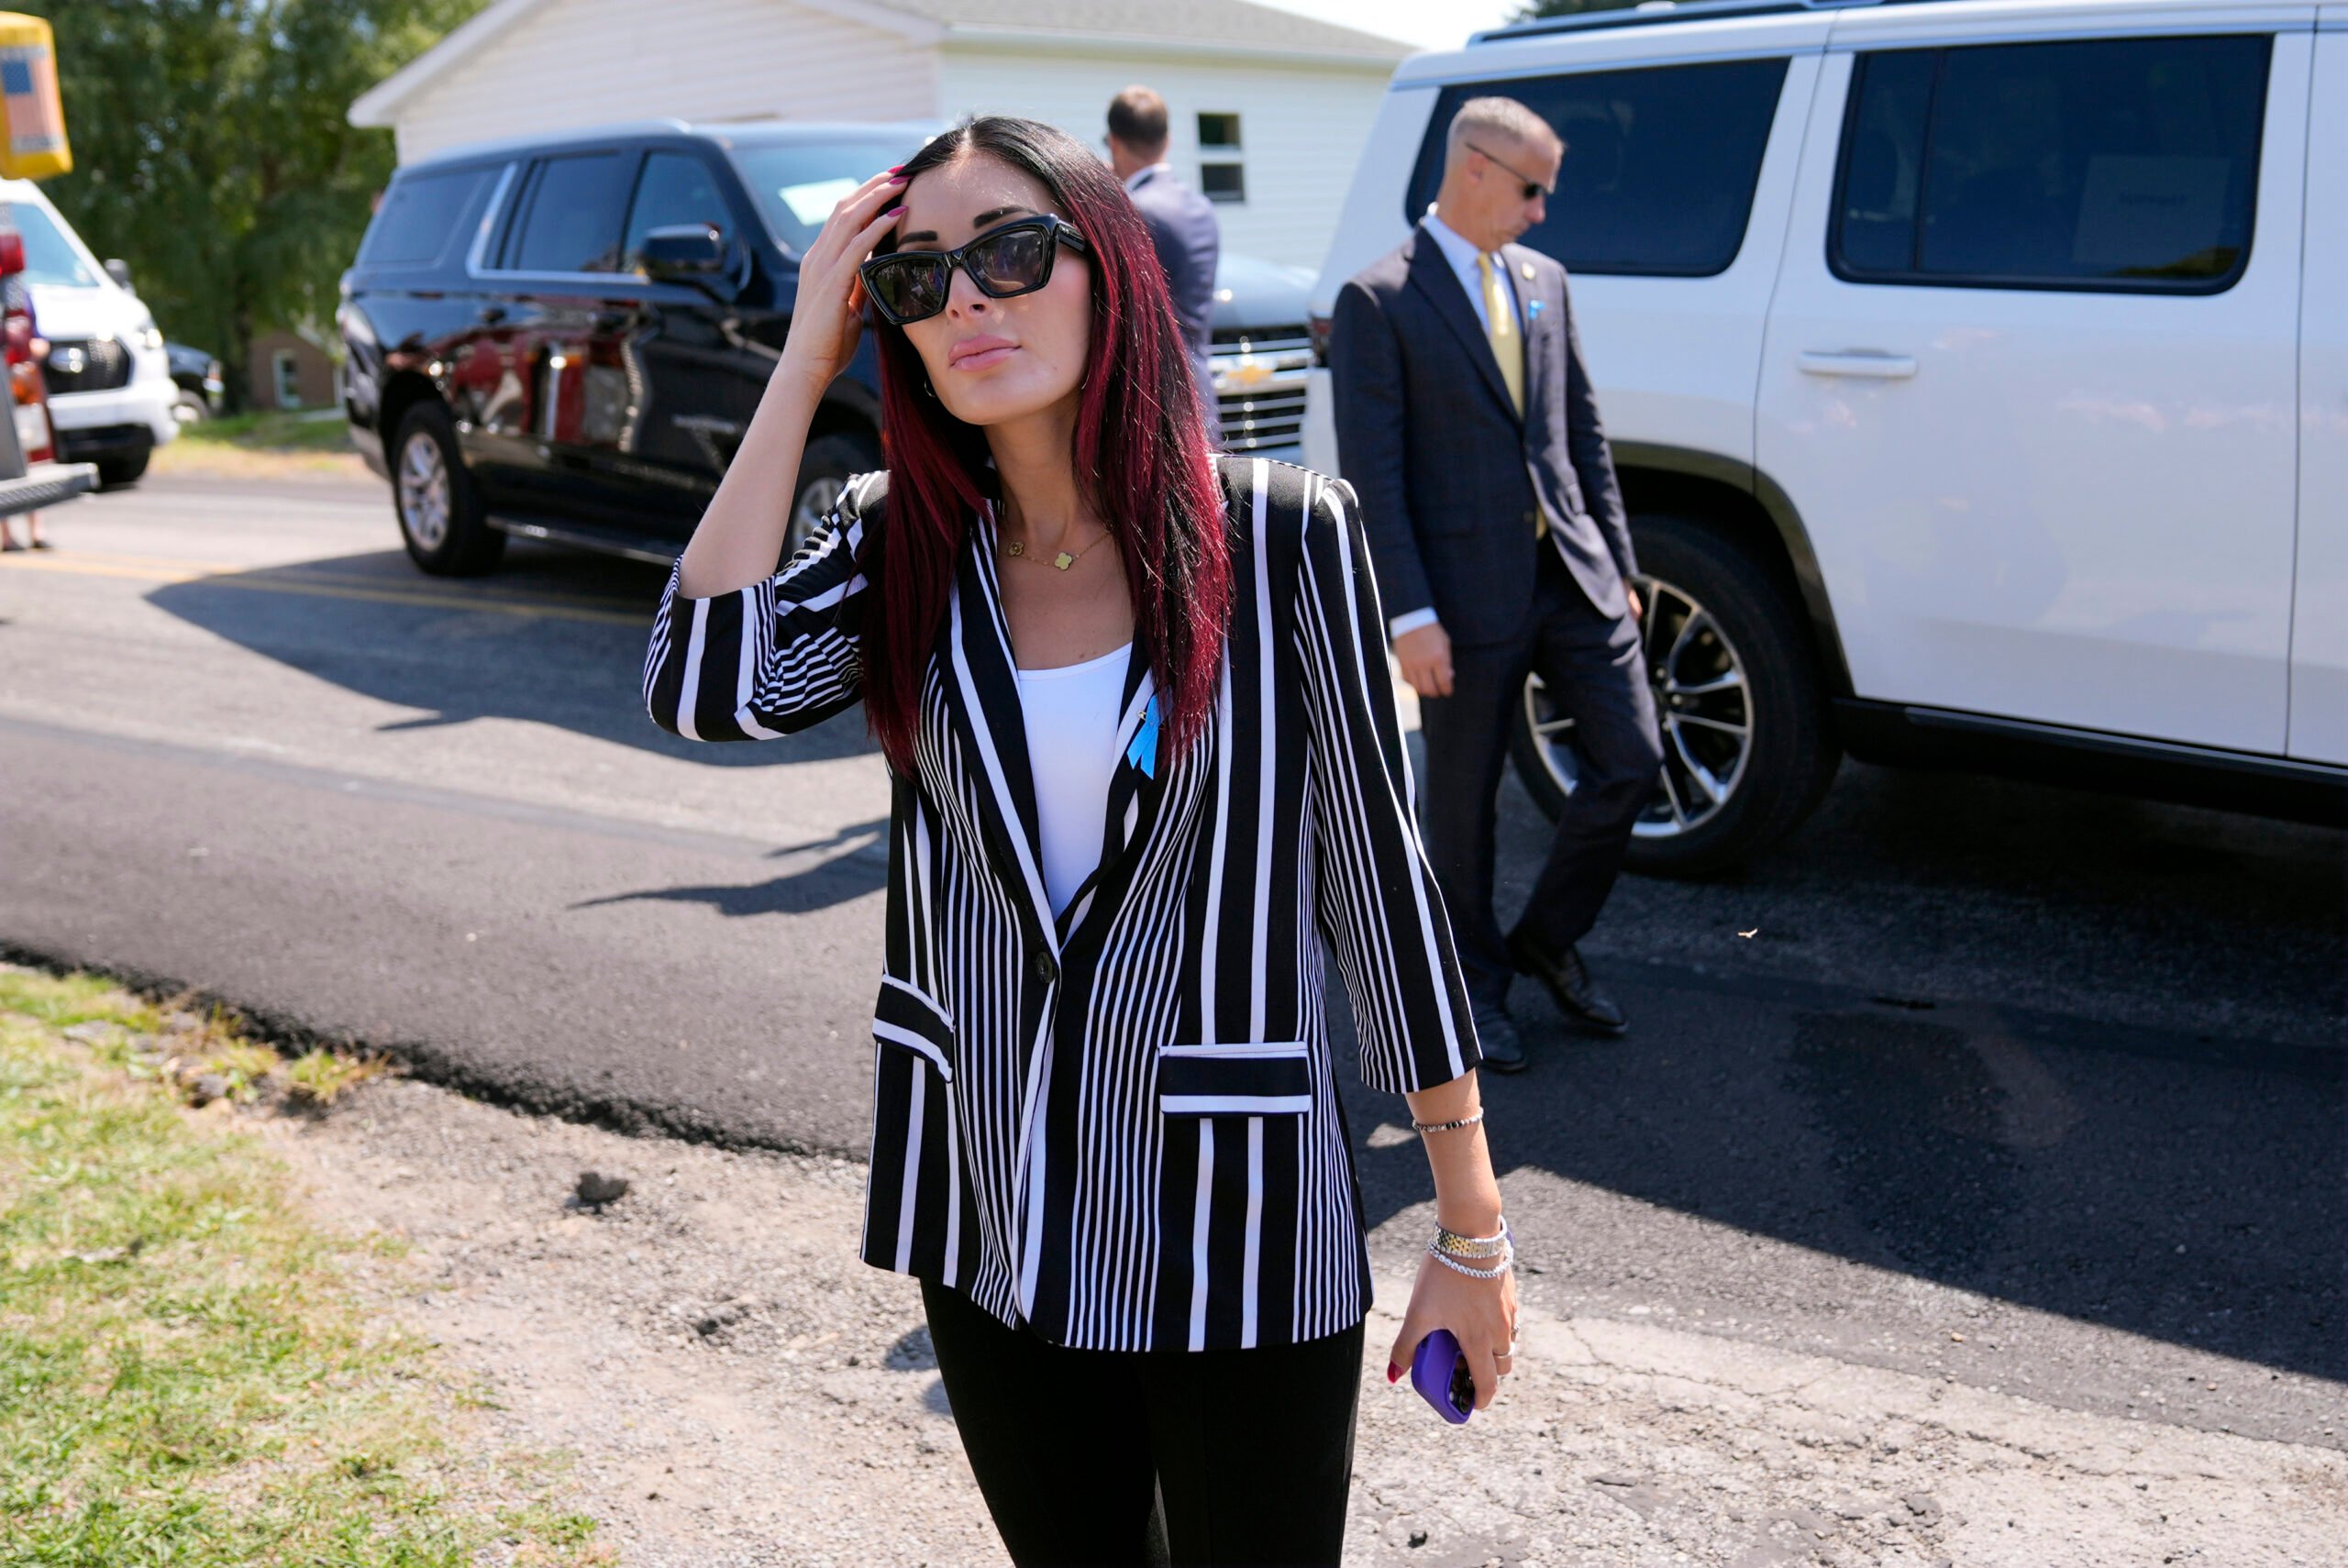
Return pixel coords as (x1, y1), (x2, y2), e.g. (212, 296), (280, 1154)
(264, 1072), (2348, 1568)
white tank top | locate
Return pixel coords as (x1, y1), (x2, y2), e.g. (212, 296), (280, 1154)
(1015, 643), (1132, 918)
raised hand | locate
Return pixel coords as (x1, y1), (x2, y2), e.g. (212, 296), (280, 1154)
(779, 166), (910, 394)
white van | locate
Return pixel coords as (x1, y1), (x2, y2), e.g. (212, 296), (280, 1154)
(0, 177), (176, 486)
(1306, 0), (2345, 871)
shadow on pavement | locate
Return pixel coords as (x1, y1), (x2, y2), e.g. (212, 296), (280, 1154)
(1344, 760), (2345, 1388)
(576, 820), (892, 918)
(144, 540), (878, 767)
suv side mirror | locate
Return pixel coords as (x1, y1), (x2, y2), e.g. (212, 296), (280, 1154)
(638, 224), (726, 280)
(0, 229), (22, 278)
(104, 258), (133, 291)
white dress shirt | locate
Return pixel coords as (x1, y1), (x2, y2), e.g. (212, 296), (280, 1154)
(1389, 209), (1527, 640)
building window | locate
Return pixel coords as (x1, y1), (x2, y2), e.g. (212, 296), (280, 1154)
(272, 349), (301, 410)
(1198, 112), (1245, 204)
(1200, 163), (1246, 203)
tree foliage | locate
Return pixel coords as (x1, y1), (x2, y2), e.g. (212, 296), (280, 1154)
(14, 0), (482, 408)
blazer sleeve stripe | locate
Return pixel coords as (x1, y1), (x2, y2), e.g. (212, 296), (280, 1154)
(1296, 478), (1479, 1092)
(642, 496), (871, 741)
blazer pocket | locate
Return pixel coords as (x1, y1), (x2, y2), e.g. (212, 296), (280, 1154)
(1157, 1043), (1312, 1117)
(874, 975), (954, 1081)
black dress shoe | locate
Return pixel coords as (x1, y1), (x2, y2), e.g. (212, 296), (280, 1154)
(1470, 1003), (1526, 1073)
(1506, 931), (1628, 1035)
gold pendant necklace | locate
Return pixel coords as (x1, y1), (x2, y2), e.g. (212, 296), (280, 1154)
(1003, 531), (1109, 571)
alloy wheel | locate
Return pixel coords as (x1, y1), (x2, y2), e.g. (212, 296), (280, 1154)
(1522, 573), (1754, 837)
(398, 429), (451, 552)
(790, 473), (845, 556)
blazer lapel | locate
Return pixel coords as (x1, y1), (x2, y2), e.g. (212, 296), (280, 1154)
(1404, 224), (1518, 422)
(1506, 244), (1560, 448)
(1052, 647), (1161, 942)
(939, 501), (1060, 955)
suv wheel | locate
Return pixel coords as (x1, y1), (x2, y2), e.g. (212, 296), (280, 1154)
(95, 447), (150, 489)
(393, 403), (504, 576)
(1510, 514), (1840, 876)
(790, 431), (881, 559)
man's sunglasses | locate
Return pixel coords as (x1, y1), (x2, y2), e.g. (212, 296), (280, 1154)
(1465, 139), (1556, 201)
(858, 215), (1091, 326)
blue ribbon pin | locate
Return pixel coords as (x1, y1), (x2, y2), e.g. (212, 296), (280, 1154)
(1125, 695), (1161, 778)
(1528, 297), (1546, 320)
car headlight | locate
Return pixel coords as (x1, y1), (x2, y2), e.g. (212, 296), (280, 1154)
(138, 326), (163, 351)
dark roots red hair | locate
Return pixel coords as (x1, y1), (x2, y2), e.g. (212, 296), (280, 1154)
(857, 116), (1230, 777)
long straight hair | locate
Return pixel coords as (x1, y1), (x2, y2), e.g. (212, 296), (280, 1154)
(858, 116), (1229, 777)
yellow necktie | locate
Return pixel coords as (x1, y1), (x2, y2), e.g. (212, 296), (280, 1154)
(1477, 251), (1524, 416)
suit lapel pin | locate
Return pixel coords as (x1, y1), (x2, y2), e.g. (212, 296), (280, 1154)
(1528, 298), (1546, 320)
(1521, 260), (1536, 282)
(1126, 695), (1160, 778)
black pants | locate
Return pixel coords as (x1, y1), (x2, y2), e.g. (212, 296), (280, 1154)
(921, 1280), (1364, 1568)
(1417, 546), (1664, 1010)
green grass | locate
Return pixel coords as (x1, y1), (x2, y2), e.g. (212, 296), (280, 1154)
(172, 410), (354, 455)
(0, 968), (612, 1567)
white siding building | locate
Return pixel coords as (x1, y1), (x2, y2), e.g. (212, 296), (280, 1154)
(347, 0), (1414, 269)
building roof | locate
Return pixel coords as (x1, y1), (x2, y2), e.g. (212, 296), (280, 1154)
(350, 0), (1414, 129)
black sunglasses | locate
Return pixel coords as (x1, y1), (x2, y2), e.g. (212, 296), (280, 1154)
(1465, 139), (1556, 201)
(859, 215), (1091, 326)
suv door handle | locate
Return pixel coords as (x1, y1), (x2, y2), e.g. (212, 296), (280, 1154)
(1799, 351), (1918, 380)
(477, 305), (506, 326)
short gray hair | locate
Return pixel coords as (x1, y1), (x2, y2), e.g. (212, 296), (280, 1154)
(1443, 96), (1563, 175)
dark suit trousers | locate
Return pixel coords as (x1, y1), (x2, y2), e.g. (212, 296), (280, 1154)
(923, 1279), (1363, 1567)
(1418, 545), (1664, 1009)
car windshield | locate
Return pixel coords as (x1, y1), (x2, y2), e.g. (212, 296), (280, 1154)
(0, 203), (99, 288)
(725, 138), (931, 253)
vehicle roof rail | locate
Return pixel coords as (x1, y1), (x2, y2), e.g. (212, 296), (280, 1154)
(404, 118), (694, 169)
(1472, 0), (1890, 45)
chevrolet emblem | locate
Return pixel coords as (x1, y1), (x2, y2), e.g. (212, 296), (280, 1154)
(1224, 359), (1273, 391)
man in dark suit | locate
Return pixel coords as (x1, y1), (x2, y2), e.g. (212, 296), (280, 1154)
(1107, 84), (1222, 445)
(1331, 96), (1662, 1070)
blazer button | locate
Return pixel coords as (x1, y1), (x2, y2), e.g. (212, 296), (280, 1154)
(1034, 951), (1059, 986)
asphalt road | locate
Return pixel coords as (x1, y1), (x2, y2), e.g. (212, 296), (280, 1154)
(3, 471), (2340, 1456)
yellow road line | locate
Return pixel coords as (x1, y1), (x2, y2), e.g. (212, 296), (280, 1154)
(0, 555), (648, 624)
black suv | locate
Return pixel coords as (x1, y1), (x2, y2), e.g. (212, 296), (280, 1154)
(339, 118), (936, 575)
(343, 118), (1321, 578)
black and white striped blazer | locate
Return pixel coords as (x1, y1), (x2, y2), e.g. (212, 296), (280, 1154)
(644, 455), (1479, 1352)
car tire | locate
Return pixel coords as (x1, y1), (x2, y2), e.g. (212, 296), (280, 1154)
(391, 403), (504, 576)
(788, 430), (881, 562)
(171, 390), (209, 425)
(1510, 513), (1841, 876)
(95, 447), (150, 489)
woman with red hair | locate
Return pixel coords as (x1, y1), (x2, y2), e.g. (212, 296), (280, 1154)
(646, 116), (1513, 1567)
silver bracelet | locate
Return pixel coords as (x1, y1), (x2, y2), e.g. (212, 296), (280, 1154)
(1425, 1241), (1513, 1280)
(1411, 1109), (1484, 1135)
(1433, 1218), (1512, 1259)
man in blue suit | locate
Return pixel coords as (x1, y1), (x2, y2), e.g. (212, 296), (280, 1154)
(1107, 85), (1222, 445)
(1331, 96), (1662, 1069)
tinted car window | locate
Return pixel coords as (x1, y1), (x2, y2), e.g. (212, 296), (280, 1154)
(360, 166), (493, 267)
(506, 151), (631, 274)
(726, 138), (932, 251)
(1833, 36), (2271, 291)
(0, 203), (97, 287)
(1404, 60), (1789, 277)
(624, 150), (730, 266)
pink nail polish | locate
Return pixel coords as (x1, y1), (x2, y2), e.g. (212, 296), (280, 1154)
(887, 164), (904, 173)
(1386, 1362), (1401, 1384)
(886, 205), (906, 217)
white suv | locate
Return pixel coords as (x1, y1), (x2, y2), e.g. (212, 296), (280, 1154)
(0, 178), (177, 487)
(1304, 0), (2345, 871)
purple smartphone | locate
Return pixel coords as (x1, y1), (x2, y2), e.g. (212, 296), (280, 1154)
(1411, 1329), (1475, 1425)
